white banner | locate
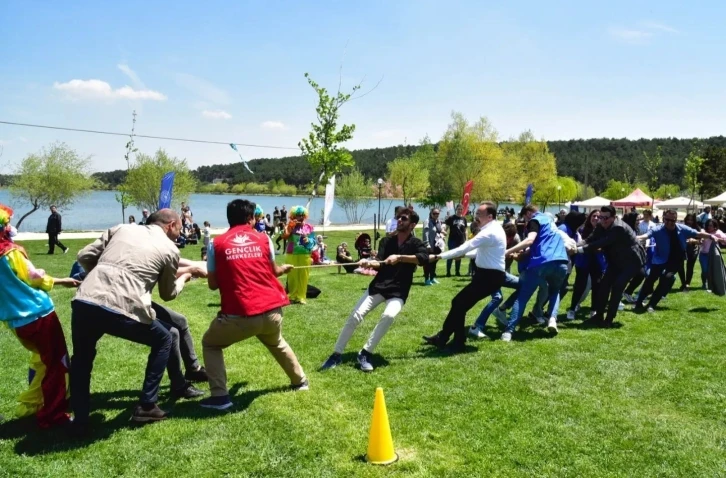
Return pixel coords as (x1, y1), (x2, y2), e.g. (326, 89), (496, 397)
(323, 175), (336, 226)
(446, 201), (454, 211)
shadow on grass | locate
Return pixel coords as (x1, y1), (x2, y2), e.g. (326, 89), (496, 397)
(1, 381), (291, 456)
(689, 306), (720, 313)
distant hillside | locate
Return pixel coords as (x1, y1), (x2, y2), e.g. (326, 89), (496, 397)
(89, 136), (726, 193)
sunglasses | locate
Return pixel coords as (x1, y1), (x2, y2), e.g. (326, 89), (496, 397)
(664, 218), (677, 223)
(397, 215), (410, 221)
(432, 213), (440, 216)
(600, 215), (612, 221)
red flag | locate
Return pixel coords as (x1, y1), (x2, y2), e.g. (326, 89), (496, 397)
(461, 180), (474, 214)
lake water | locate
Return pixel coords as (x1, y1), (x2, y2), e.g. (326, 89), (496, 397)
(0, 190), (564, 232)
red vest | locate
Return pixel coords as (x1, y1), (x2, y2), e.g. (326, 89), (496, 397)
(214, 225), (289, 316)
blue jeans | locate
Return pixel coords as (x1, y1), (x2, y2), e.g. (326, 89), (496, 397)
(699, 253), (709, 289)
(70, 301), (173, 425)
(474, 272), (519, 329)
(506, 261), (569, 333)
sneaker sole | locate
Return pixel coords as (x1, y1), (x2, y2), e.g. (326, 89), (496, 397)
(131, 415), (168, 423)
(547, 326), (559, 334)
(200, 402), (233, 410)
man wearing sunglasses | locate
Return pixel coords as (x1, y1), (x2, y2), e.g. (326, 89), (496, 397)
(320, 208), (429, 372)
(575, 205), (645, 327)
(422, 202), (507, 352)
(634, 209), (715, 312)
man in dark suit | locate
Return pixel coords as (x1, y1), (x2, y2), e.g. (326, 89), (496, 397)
(46, 205), (68, 254)
(576, 205), (645, 327)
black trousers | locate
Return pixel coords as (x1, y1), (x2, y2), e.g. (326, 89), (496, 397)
(70, 301), (175, 425)
(595, 263), (642, 323)
(47, 233), (66, 254)
(423, 246), (441, 281)
(570, 256), (603, 311)
(439, 268), (505, 345)
(637, 263), (678, 309)
(677, 245), (699, 287)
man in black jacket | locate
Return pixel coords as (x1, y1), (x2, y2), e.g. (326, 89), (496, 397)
(320, 207), (429, 372)
(46, 205), (68, 254)
(576, 205), (645, 327)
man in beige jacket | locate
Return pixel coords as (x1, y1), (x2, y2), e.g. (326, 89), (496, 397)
(70, 209), (197, 431)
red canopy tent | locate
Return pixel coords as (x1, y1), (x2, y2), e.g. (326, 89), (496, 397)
(611, 188), (653, 208)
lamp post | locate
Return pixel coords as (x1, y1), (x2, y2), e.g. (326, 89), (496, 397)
(382, 178), (383, 250)
(557, 185), (562, 210)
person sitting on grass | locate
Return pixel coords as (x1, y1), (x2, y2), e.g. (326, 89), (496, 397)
(336, 242), (357, 273)
(200, 199), (308, 410)
(0, 203), (80, 429)
(321, 208), (429, 372)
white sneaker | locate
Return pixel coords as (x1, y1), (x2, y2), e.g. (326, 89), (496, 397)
(493, 308), (508, 327)
(618, 302), (625, 311)
(547, 317), (559, 334)
(647, 306), (655, 313)
(501, 332), (512, 342)
(589, 311), (597, 319)
(468, 326), (487, 340)
(566, 310), (576, 321)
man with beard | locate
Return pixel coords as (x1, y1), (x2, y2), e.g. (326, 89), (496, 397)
(633, 209), (715, 312)
(575, 205), (645, 327)
(321, 207), (429, 372)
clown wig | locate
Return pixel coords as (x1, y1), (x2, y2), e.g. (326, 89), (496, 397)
(0, 204), (13, 228)
(254, 205), (264, 218)
(290, 205), (308, 220)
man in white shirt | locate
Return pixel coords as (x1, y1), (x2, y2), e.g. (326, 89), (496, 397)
(385, 206), (403, 237)
(422, 201), (506, 353)
(638, 209), (656, 235)
(697, 206), (712, 228)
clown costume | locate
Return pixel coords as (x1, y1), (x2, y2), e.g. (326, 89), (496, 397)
(0, 204), (78, 428)
(282, 206), (315, 304)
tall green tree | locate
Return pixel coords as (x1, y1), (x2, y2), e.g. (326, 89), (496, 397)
(698, 146), (726, 199)
(10, 142), (95, 229)
(642, 146), (662, 193)
(601, 180), (633, 200)
(503, 130), (558, 204)
(532, 176), (578, 210)
(387, 145), (430, 206)
(683, 151), (704, 205)
(122, 149), (197, 212)
(298, 73), (359, 202)
(336, 168), (372, 224)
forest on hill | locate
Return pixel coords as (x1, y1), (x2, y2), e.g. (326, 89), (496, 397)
(89, 136), (726, 195)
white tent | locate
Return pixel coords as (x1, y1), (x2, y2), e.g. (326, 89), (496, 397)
(572, 196), (611, 208)
(654, 196), (704, 209)
(704, 191), (726, 206)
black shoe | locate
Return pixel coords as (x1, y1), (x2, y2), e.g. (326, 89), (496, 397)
(68, 420), (90, 439)
(184, 366), (208, 383)
(131, 403), (168, 423)
(171, 382), (205, 400)
(422, 333), (446, 348)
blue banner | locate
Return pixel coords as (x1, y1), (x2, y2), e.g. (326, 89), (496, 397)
(158, 172), (176, 209)
(524, 184), (534, 205)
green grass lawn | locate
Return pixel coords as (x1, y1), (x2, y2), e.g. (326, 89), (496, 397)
(2, 233), (726, 477)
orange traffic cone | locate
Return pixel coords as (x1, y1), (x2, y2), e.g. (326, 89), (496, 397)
(366, 387), (398, 465)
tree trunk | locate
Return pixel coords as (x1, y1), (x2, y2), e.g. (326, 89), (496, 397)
(14, 204), (40, 230)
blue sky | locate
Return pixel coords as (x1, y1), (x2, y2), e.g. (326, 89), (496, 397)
(1, 0), (725, 172)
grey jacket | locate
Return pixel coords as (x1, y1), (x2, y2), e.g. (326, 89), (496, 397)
(74, 224), (185, 323)
(423, 217), (442, 249)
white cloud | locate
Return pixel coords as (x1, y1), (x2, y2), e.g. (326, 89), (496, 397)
(175, 73), (230, 105)
(261, 121), (286, 130)
(640, 21), (679, 34)
(53, 79), (167, 101)
(117, 64), (145, 88)
(202, 109), (232, 120)
(608, 27), (652, 43)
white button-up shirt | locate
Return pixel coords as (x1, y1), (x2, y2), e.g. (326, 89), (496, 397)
(439, 220), (506, 271)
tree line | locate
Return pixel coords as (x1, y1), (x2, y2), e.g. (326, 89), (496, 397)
(83, 135), (726, 199)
